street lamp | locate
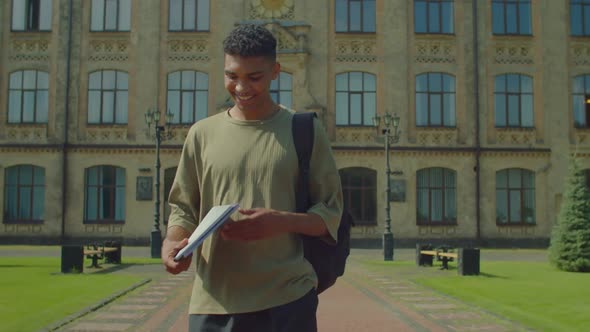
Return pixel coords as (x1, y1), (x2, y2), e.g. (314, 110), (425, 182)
(145, 108), (173, 258)
(372, 112), (401, 261)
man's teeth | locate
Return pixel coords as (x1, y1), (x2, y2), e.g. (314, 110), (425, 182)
(237, 95), (253, 101)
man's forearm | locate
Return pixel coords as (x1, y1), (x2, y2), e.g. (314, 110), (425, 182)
(164, 225), (191, 242)
(282, 212), (328, 237)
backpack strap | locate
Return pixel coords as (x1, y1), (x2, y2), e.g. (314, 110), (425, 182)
(292, 112), (316, 213)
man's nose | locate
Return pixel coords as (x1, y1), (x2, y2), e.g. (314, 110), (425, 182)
(235, 81), (248, 93)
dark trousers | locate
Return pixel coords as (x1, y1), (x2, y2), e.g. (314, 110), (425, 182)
(188, 288), (318, 332)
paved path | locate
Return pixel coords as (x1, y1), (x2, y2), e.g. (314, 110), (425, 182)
(46, 248), (534, 332)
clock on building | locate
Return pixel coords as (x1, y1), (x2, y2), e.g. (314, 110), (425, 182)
(252, 0), (293, 19)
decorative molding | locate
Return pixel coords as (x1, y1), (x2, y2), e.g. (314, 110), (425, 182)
(335, 36), (377, 63)
(415, 39), (455, 64)
(5, 126), (48, 142)
(85, 127), (128, 143)
(249, 0), (295, 20)
(575, 129), (590, 145)
(496, 128), (536, 145)
(88, 39), (129, 62)
(571, 43), (590, 66)
(418, 225), (457, 236)
(262, 22), (309, 54)
(416, 128), (458, 146)
(351, 225), (378, 236)
(493, 42), (533, 65)
(9, 38), (50, 62)
(335, 127), (377, 145)
(496, 225), (536, 235)
(167, 39), (209, 62)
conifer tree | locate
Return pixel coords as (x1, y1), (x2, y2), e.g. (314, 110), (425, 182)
(549, 157), (590, 272)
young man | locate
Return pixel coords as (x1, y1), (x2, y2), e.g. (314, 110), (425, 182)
(162, 24), (343, 331)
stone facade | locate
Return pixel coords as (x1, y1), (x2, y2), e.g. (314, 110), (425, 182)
(1, 0), (589, 246)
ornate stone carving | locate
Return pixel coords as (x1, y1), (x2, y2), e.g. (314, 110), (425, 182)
(336, 127), (377, 145)
(418, 225), (457, 236)
(351, 225), (378, 236)
(493, 42), (533, 65)
(416, 128), (458, 146)
(575, 129), (590, 145)
(88, 40), (130, 62)
(570, 43), (590, 66)
(9, 38), (50, 62)
(415, 40), (455, 64)
(85, 127), (128, 142)
(496, 128), (536, 145)
(5, 126), (47, 142)
(335, 37), (377, 63)
(263, 22), (309, 53)
(168, 39), (210, 62)
(249, 0), (294, 20)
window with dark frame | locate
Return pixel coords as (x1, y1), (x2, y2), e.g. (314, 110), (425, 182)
(335, 0), (376, 33)
(492, 0), (532, 35)
(414, 0), (454, 34)
(270, 72), (293, 109)
(571, 0), (590, 36)
(90, 0), (131, 32)
(8, 70), (49, 124)
(169, 0), (210, 31)
(416, 168), (456, 225)
(339, 167), (377, 226)
(335, 72), (376, 126)
(167, 70), (209, 124)
(84, 166), (125, 223)
(11, 0), (52, 32)
(3, 165), (45, 224)
(572, 74), (590, 128)
(87, 70), (128, 125)
(416, 72), (456, 127)
(496, 168), (535, 225)
(494, 74), (534, 128)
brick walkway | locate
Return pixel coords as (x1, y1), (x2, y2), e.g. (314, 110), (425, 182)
(51, 249), (534, 332)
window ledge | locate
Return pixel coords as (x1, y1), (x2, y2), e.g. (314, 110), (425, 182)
(495, 127), (536, 132)
(3, 220), (44, 225)
(496, 222), (536, 227)
(83, 220), (125, 225)
(415, 33), (455, 40)
(6, 123), (47, 128)
(417, 222), (457, 226)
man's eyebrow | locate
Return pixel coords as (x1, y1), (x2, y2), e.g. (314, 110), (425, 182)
(224, 70), (265, 76)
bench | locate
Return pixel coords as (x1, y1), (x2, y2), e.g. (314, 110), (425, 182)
(61, 241), (122, 273)
(84, 243), (121, 268)
(416, 244), (480, 275)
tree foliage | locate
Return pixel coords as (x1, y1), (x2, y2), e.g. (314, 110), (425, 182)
(549, 158), (590, 272)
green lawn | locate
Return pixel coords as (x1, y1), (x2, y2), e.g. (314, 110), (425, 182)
(412, 261), (590, 332)
(0, 257), (147, 332)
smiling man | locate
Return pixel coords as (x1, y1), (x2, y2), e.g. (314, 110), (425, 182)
(162, 24), (343, 332)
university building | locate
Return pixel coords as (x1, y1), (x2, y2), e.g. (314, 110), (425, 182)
(1, 0), (590, 247)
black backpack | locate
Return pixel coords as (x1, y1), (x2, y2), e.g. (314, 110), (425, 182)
(292, 112), (353, 294)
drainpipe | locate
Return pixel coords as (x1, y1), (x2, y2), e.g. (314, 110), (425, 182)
(472, 0), (481, 242)
(60, 0), (74, 243)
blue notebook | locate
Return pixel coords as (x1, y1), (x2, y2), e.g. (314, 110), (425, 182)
(174, 203), (239, 261)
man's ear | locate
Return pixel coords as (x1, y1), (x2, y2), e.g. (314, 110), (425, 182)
(271, 62), (281, 80)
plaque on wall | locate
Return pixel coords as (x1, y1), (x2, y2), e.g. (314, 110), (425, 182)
(136, 176), (153, 201)
(389, 179), (406, 202)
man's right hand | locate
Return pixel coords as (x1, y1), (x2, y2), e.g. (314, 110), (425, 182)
(162, 237), (192, 275)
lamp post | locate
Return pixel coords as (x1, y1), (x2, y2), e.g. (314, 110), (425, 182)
(145, 108), (173, 258)
(372, 112), (401, 261)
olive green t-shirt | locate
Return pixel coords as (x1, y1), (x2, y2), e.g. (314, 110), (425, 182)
(167, 107), (343, 314)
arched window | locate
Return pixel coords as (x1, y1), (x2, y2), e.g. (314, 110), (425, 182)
(494, 74), (533, 128)
(163, 167), (178, 226)
(167, 70), (209, 124)
(84, 166), (126, 223)
(339, 167), (376, 225)
(8, 70), (49, 124)
(416, 168), (456, 224)
(88, 70), (128, 124)
(496, 168), (535, 224)
(3, 165), (45, 223)
(270, 72), (292, 109)
(336, 72), (376, 126)
(416, 72), (456, 127)
(573, 74), (590, 128)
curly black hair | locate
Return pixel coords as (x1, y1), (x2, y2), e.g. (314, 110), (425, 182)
(223, 24), (276, 61)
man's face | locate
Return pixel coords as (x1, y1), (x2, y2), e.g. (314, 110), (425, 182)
(224, 54), (279, 113)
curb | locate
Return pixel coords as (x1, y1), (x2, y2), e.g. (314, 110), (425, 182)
(40, 278), (152, 332)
